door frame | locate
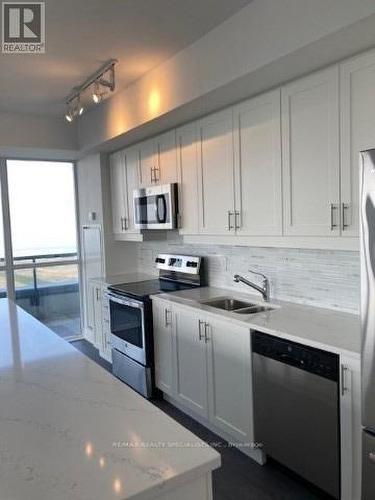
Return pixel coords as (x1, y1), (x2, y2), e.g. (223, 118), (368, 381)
(0, 156), (83, 338)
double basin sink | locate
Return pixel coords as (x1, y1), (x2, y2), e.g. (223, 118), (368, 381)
(199, 297), (275, 315)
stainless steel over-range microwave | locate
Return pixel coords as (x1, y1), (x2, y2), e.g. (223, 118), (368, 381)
(133, 183), (178, 230)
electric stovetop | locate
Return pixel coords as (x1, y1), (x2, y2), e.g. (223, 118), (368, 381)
(108, 279), (197, 300)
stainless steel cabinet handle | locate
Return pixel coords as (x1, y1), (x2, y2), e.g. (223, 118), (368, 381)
(330, 204), (338, 230)
(154, 166), (160, 183)
(342, 203), (350, 230)
(124, 217), (128, 231)
(227, 211), (234, 231)
(96, 288), (100, 301)
(341, 365), (349, 396)
(235, 211), (241, 230)
(150, 167), (154, 183)
(198, 320), (205, 341)
(369, 452), (375, 464)
(204, 322), (210, 343)
(164, 309), (172, 327)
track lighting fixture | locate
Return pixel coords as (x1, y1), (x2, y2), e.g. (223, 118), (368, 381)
(64, 59), (117, 122)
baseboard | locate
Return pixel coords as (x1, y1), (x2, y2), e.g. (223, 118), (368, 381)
(163, 394), (266, 465)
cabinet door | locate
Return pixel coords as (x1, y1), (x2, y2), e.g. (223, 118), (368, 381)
(156, 129), (178, 185)
(282, 67), (340, 236)
(198, 108), (235, 234)
(153, 300), (175, 396)
(93, 285), (103, 350)
(176, 122), (199, 234)
(138, 138), (156, 187)
(85, 281), (96, 344)
(234, 90), (282, 236)
(340, 51), (375, 238)
(124, 146), (140, 233)
(206, 317), (253, 441)
(174, 307), (208, 418)
(81, 226), (103, 344)
(109, 151), (126, 234)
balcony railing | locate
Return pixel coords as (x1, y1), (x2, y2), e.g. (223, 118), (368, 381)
(0, 253), (81, 338)
(0, 252), (79, 303)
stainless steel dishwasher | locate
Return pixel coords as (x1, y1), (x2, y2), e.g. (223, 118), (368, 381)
(252, 331), (340, 499)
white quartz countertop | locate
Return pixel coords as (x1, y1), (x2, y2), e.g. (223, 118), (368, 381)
(152, 287), (361, 357)
(0, 299), (220, 500)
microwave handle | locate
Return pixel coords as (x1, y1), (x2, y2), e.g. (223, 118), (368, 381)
(156, 195), (167, 223)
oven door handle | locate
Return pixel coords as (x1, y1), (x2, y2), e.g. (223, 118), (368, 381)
(105, 292), (144, 309)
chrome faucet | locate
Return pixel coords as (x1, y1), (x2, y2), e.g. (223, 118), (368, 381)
(233, 270), (270, 302)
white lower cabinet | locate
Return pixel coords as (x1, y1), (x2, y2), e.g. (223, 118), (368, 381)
(174, 307), (209, 418)
(86, 280), (112, 363)
(100, 292), (112, 363)
(153, 300), (174, 396)
(206, 317), (253, 442)
(92, 282), (103, 350)
(153, 299), (254, 445)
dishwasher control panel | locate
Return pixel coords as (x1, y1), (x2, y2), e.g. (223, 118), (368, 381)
(252, 331), (339, 381)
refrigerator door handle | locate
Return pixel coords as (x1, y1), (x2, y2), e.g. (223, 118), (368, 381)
(341, 365), (349, 396)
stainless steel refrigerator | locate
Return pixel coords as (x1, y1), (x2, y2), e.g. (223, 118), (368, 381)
(360, 149), (375, 499)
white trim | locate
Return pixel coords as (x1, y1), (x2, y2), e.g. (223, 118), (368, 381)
(0, 158), (15, 300)
(182, 234), (359, 251)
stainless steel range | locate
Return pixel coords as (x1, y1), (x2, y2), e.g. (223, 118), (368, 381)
(105, 254), (204, 398)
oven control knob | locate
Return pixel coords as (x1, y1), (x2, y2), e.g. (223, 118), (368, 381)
(155, 257), (165, 263)
(187, 261), (198, 268)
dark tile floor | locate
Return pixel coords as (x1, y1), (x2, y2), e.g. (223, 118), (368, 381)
(71, 339), (333, 500)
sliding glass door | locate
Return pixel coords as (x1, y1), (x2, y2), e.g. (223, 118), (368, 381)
(0, 159), (81, 340)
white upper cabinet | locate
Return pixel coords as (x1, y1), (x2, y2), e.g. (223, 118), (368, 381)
(109, 151), (127, 235)
(198, 108), (236, 235)
(340, 50), (375, 238)
(282, 67), (340, 236)
(176, 122), (199, 234)
(233, 90), (282, 236)
(138, 130), (178, 187)
(123, 145), (140, 233)
(138, 138), (156, 187)
(156, 129), (178, 185)
(109, 147), (141, 238)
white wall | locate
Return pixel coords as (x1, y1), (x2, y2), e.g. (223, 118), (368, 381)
(0, 110), (78, 152)
(78, 0), (375, 151)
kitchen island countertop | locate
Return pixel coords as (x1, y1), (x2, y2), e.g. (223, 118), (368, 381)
(0, 298), (220, 500)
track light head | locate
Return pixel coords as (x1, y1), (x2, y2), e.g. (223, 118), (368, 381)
(65, 105), (73, 122)
(92, 81), (102, 103)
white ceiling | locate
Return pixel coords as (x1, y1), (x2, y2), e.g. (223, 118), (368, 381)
(0, 0), (252, 116)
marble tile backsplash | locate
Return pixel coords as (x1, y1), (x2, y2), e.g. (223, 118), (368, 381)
(135, 238), (360, 314)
